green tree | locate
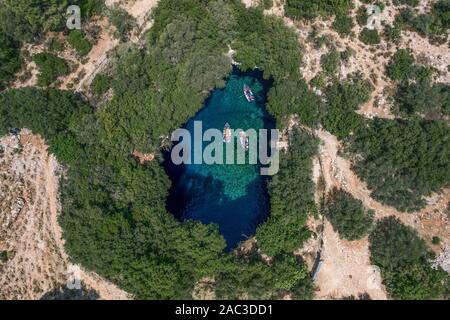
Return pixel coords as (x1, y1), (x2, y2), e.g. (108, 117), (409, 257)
(33, 52), (69, 86)
(323, 187), (374, 240)
(332, 14), (354, 36)
(67, 30), (92, 56)
(369, 217), (449, 299)
(359, 28), (380, 45)
(0, 32), (21, 89)
(348, 119), (450, 211)
(108, 5), (136, 41)
(256, 129), (318, 256)
(90, 74), (111, 95)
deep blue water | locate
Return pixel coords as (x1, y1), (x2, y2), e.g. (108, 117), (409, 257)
(164, 68), (274, 250)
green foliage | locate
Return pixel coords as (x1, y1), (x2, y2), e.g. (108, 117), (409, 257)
(215, 253), (314, 299)
(267, 74), (322, 127)
(433, 0), (450, 29)
(108, 5), (137, 41)
(383, 24), (402, 44)
(0, 0), (103, 44)
(356, 6), (369, 26)
(0, 251), (8, 263)
(332, 14), (354, 36)
(322, 74), (373, 139)
(395, 2), (450, 40)
(33, 52), (69, 86)
(256, 129), (319, 256)
(386, 49), (415, 81)
(234, 14), (302, 80)
(0, 32), (21, 89)
(369, 217), (449, 299)
(397, 0), (420, 6)
(0, 88), (90, 161)
(90, 74), (111, 95)
(348, 119), (450, 211)
(321, 50), (341, 76)
(284, 0), (353, 20)
(323, 187), (374, 240)
(68, 30), (92, 56)
(310, 74), (326, 88)
(78, 0), (105, 18)
(359, 28), (380, 45)
(262, 0), (274, 10)
(394, 81), (450, 118)
(48, 37), (65, 52)
(432, 236), (441, 245)
(0, 0), (67, 42)
(385, 49), (433, 82)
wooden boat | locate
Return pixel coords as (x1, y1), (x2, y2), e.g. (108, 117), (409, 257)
(223, 123), (231, 143)
(239, 132), (249, 151)
(243, 84), (255, 102)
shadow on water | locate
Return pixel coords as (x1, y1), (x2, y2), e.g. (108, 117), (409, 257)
(163, 67), (274, 251)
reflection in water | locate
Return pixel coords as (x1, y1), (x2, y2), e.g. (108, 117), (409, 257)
(164, 68), (274, 250)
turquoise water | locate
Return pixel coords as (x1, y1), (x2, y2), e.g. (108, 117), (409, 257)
(165, 68), (274, 250)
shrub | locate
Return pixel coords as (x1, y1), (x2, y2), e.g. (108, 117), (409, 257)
(48, 38), (65, 52)
(90, 74), (111, 95)
(432, 236), (441, 245)
(108, 5), (136, 41)
(356, 6), (369, 26)
(386, 49), (416, 81)
(359, 27), (380, 44)
(332, 14), (354, 36)
(33, 52), (69, 86)
(394, 81), (450, 118)
(349, 119), (450, 212)
(310, 74), (326, 88)
(322, 74), (373, 138)
(383, 24), (402, 44)
(68, 30), (92, 56)
(285, 0), (353, 20)
(321, 50), (341, 76)
(267, 74), (322, 127)
(386, 49), (432, 82)
(262, 0), (273, 10)
(0, 32), (21, 89)
(397, 0), (420, 7)
(323, 187), (374, 240)
(369, 217), (449, 299)
(256, 129), (319, 256)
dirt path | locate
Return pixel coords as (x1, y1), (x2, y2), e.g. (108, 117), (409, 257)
(0, 131), (131, 299)
(312, 128), (449, 299)
(315, 221), (388, 300)
(266, 1), (450, 121)
(60, 18), (119, 91)
(61, 0), (160, 91)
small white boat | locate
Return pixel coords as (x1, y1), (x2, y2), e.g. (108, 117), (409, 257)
(239, 132), (249, 151)
(223, 123), (231, 143)
(243, 84), (255, 102)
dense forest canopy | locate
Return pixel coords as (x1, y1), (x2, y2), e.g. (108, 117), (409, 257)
(284, 0), (353, 20)
(370, 217), (449, 299)
(256, 128), (319, 257)
(0, 0), (449, 301)
(347, 119), (450, 212)
(0, 0), (318, 299)
(0, 32), (21, 89)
